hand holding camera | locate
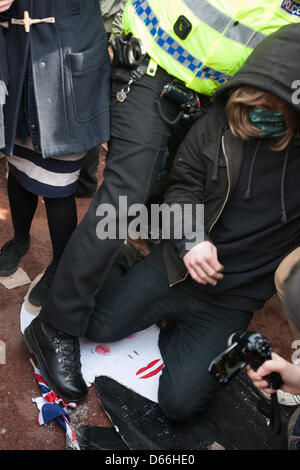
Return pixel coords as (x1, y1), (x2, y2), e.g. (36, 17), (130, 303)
(208, 331), (283, 390)
(247, 352), (300, 396)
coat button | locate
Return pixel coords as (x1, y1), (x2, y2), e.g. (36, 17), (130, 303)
(40, 61), (46, 68)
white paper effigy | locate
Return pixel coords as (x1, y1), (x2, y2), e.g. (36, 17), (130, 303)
(20, 304), (163, 402)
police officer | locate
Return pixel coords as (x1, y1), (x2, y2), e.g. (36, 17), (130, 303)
(24, 0), (300, 403)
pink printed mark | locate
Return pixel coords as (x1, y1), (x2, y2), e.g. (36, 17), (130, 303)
(126, 333), (137, 339)
(136, 359), (164, 379)
(95, 344), (111, 355)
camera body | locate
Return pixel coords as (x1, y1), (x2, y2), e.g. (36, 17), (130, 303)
(159, 79), (203, 122)
(160, 80), (197, 106)
(208, 331), (282, 390)
(112, 33), (147, 68)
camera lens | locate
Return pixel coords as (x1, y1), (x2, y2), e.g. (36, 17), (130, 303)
(127, 38), (145, 66)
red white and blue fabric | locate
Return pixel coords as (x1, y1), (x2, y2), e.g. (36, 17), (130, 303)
(32, 367), (80, 450)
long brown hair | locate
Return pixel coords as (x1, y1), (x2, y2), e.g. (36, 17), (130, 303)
(226, 86), (300, 151)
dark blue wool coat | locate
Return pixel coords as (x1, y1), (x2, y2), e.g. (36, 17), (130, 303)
(2, 0), (111, 158)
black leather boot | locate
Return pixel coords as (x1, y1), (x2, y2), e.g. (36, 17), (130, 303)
(24, 316), (88, 403)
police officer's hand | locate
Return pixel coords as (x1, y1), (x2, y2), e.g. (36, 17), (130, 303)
(183, 241), (224, 286)
(247, 353), (300, 395)
(0, 0), (14, 13)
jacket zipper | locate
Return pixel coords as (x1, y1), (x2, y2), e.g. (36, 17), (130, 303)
(208, 135), (231, 236)
(169, 135), (231, 287)
(169, 271), (189, 287)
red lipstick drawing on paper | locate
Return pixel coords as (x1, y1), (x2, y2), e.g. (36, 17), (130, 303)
(136, 359), (164, 379)
(95, 344), (111, 355)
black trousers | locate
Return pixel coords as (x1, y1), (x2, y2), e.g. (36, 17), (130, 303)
(40, 66), (182, 336)
(84, 253), (252, 421)
(76, 146), (99, 197)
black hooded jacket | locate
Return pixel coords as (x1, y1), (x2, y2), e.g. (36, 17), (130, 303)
(158, 23), (300, 311)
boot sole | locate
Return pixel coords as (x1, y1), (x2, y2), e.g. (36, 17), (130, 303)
(24, 323), (87, 405)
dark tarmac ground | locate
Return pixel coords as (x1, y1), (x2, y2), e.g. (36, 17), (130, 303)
(0, 151), (295, 450)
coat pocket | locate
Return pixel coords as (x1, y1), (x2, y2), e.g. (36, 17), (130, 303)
(67, 37), (110, 123)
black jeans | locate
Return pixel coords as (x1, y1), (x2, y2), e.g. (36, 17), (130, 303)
(84, 253), (252, 421)
(40, 66), (183, 336)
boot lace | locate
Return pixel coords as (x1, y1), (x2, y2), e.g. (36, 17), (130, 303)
(52, 333), (82, 382)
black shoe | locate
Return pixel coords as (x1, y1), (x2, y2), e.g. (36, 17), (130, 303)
(29, 264), (56, 307)
(24, 316), (88, 403)
(0, 238), (30, 276)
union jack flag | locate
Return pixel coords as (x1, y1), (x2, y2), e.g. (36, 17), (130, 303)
(32, 366), (80, 450)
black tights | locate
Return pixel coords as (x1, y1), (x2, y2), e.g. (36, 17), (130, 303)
(7, 171), (77, 268)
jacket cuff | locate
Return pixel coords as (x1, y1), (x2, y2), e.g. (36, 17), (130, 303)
(173, 231), (212, 260)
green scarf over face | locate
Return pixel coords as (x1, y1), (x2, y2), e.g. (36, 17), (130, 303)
(248, 107), (287, 138)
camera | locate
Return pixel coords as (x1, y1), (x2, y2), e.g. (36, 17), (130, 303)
(160, 80), (197, 107)
(208, 331), (282, 390)
(158, 79), (205, 124)
(112, 33), (147, 68)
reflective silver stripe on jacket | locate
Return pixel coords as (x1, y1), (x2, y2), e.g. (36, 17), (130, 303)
(183, 0), (266, 49)
(132, 0), (232, 84)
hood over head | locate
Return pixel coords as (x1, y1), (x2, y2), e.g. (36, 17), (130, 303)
(215, 23), (300, 116)
(213, 24), (300, 226)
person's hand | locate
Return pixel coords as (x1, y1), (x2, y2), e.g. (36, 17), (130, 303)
(108, 45), (114, 63)
(247, 352), (300, 395)
(0, 0), (14, 13)
(183, 241), (224, 286)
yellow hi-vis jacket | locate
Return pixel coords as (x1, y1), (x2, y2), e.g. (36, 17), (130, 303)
(122, 0), (300, 95)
